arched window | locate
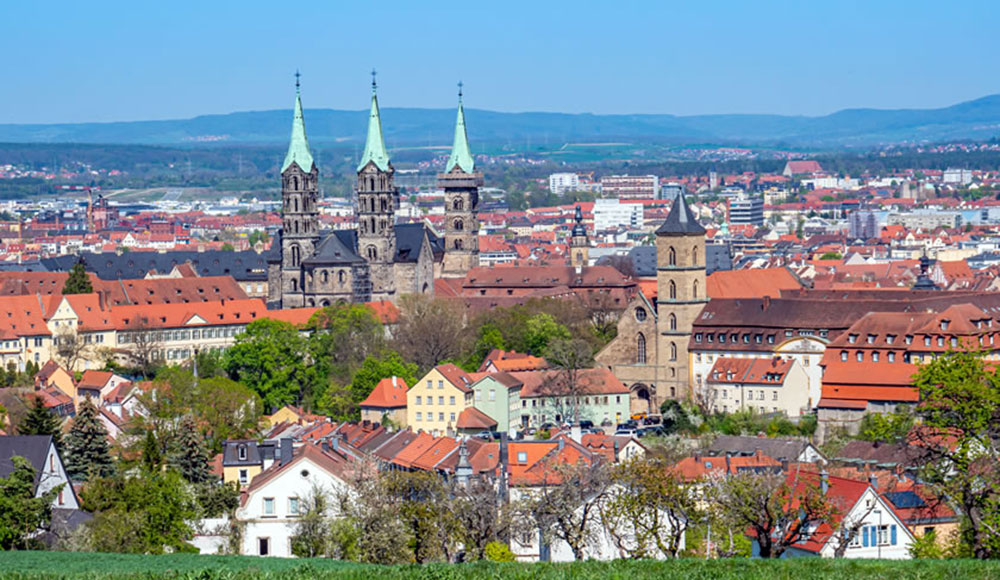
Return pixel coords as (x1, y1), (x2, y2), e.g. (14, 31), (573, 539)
(637, 333), (647, 364)
(338, 270), (346, 285)
(367, 246), (378, 260)
(293, 197), (299, 212)
(292, 176), (299, 191)
(322, 270), (329, 284)
(453, 198), (463, 211)
(692, 246), (698, 266)
(453, 219), (464, 231)
(692, 280), (699, 300)
(291, 278), (298, 292)
(291, 245), (301, 268)
(454, 239), (463, 250)
(381, 197), (388, 212)
(668, 246), (676, 266)
(669, 280), (677, 300)
(841, 350), (848, 362)
(669, 313), (677, 331)
(670, 341), (677, 361)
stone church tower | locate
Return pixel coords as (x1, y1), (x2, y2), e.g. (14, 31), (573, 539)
(278, 78), (319, 308)
(569, 204), (589, 270)
(655, 193), (707, 401)
(356, 76), (399, 301)
(440, 86), (482, 278)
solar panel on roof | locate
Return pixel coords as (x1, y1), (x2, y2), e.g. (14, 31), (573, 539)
(884, 490), (926, 509)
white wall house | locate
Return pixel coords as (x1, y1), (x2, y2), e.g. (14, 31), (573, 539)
(234, 443), (353, 557)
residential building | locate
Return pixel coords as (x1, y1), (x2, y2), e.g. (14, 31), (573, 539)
(729, 195), (764, 227)
(600, 174), (660, 200)
(888, 211), (961, 231)
(593, 198), (643, 231)
(0, 435), (80, 510)
(222, 439), (277, 487)
(704, 356), (810, 418)
(470, 372), (523, 434)
(359, 376), (409, 427)
(405, 364), (476, 436)
(508, 368), (630, 429)
(548, 173), (580, 195)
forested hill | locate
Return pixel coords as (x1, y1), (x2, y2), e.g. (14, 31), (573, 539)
(3, 95), (1000, 148)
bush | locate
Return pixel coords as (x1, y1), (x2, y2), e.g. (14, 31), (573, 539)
(483, 541), (515, 562)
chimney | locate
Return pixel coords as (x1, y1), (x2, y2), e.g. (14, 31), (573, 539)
(868, 473), (878, 489)
(820, 468), (829, 495)
(558, 438), (565, 451)
(279, 437), (293, 466)
(762, 295), (771, 311)
(391, 376), (397, 388)
(725, 452), (732, 473)
(570, 424), (582, 444)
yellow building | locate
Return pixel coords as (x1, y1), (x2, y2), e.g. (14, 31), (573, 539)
(405, 364), (476, 436)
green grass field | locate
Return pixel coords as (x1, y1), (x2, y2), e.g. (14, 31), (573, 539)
(2, 552), (1000, 580)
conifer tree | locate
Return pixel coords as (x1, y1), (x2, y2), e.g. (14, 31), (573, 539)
(19, 395), (62, 447)
(62, 261), (93, 295)
(63, 398), (114, 481)
(142, 429), (162, 472)
(168, 416), (213, 484)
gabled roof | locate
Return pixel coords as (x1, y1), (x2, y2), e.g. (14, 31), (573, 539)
(456, 407), (497, 430)
(655, 194), (705, 237)
(302, 232), (363, 265)
(0, 435), (53, 485)
(435, 363), (475, 393)
(244, 443), (352, 500)
(360, 376), (408, 409)
(76, 370), (114, 390)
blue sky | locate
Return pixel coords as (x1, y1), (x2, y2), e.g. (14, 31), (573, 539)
(2, 0), (998, 123)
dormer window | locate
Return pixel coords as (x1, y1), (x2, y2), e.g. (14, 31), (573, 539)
(888, 352), (896, 363)
(941, 320), (949, 331)
(238, 445), (247, 461)
(951, 337), (958, 348)
(848, 334), (858, 344)
(872, 351), (880, 362)
(905, 335), (913, 345)
(867, 334), (876, 344)
(841, 350), (848, 362)
(886, 335), (895, 345)
(856, 351), (864, 362)
(924, 336), (931, 347)
(937, 337), (945, 347)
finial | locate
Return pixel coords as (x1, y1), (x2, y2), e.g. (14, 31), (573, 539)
(458, 80), (463, 101)
(371, 68), (377, 93)
(294, 70), (301, 94)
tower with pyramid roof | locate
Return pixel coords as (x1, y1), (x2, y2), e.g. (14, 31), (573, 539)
(655, 193), (707, 402)
(276, 75), (320, 308)
(356, 73), (400, 300)
(439, 84), (483, 278)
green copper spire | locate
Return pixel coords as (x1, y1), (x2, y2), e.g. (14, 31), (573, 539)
(281, 72), (315, 173)
(357, 70), (391, 172)
(445, 82), (475, 173)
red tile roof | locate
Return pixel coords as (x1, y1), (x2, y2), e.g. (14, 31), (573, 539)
(359, 376), (409, 409)
(706, 268), (803, 299)
(455, 407), (497, 430)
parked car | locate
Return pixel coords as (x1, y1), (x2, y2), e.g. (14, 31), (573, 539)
(615, 428), (637, 437)
(579, 420), (595, 430)
(643, 415), (663, 425)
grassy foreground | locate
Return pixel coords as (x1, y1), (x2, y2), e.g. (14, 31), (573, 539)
(2, 552), (1000, 579)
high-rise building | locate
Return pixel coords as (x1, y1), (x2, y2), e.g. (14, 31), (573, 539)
(601, 174), (660, 200)
(728, 195), (764, 227)
(549, 173), (580, 195)
(660, 182), (684, 201)
(593, 198), (643, 231)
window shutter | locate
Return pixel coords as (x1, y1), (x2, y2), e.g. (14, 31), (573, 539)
(862, 526), (869, 547)
(891, 524), (897, 545)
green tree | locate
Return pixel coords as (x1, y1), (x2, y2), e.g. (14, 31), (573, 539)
(223, 318), (309, 412)
(819, 252), (842, 260)
(63, 398), (114, 481)
(524, 313), (571, 356)
(306, 304), (386, 389)
(142, 429), (161, 473)
(62, 261), (93, 295)
(168, 416), (213, 484)
(857, 406), (914, 443)
(81, 470), (198, 554)
(220, 242), (235, 251)
(194, 377), (262, 452)
(290, 487), (332, 558)
(912, 349), (1000, 559)
(18, 396), (62, 447)
(319, 351), (418, 421)
(0, 456), (60, 550)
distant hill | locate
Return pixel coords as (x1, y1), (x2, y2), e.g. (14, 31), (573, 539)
(3, 95), (1000, 149)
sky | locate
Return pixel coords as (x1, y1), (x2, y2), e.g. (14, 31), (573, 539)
(2, 0), (998, 124)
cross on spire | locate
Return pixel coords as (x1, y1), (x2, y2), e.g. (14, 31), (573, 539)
(294, 70), (301, 92)
(458, 80), (463, 100)
(371, 68), (377, 93)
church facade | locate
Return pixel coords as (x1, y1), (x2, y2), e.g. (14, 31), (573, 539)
(596, 193), (707, 414)
(267, 79), (480, 309)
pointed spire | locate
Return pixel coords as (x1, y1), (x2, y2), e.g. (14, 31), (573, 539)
(656, 194), (706, 236)
(357, 70), (391, 172)
(572, 204), (587, 238)
(281, 72), (315, 173)
(445, 81), (475, 174)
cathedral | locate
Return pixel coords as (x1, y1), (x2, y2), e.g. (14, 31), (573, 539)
(595, 193), (707, 413)
(267, 77), (482, 308)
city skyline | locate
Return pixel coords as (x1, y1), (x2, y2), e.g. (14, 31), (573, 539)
(2, 0), (998, 124)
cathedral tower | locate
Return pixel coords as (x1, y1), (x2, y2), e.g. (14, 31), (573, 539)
(278, 75), (319, 308)
(570, 204), (589, 270)
(655, 194), (707, 403)
(356, 74), (399, 301)
(439, 84), (482, 278)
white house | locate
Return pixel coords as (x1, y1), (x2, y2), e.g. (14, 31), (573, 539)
(234, 441), (354, 557)
(0, 435), (79, 510)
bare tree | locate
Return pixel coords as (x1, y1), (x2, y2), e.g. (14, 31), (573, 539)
(393, 294), (467, 372)
(540, 338), (595, 425)
(523, 459), (612, 561)
(53, 327), (91, 372)
(601, 254), (636, 279)
(453, 477), (511, 560)
(122, 315), (162, 378)
(706, 469), (835, 558)
(601, 457), (696, 558)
